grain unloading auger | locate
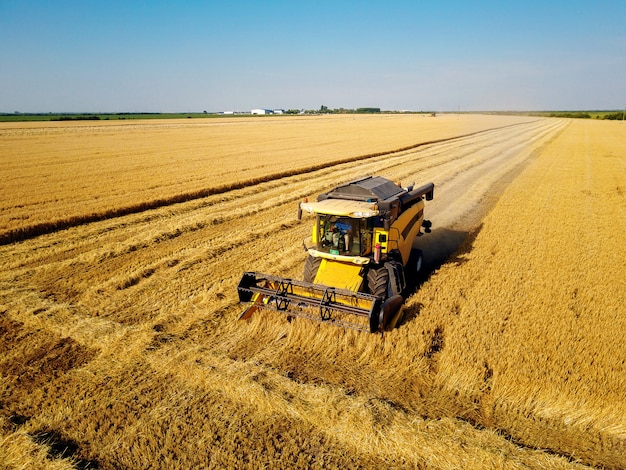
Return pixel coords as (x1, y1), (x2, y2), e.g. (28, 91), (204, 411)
(238, 176), (434, 333)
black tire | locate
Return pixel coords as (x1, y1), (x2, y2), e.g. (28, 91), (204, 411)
(367, 267), (389, 299)
(379, 294), (404, 331)
(303, 255), (322, 283)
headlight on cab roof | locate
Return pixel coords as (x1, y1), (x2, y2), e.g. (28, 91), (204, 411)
(300, 199), (379, 217)
(351, 209), (379, 217)
(300, 202), (316, 213)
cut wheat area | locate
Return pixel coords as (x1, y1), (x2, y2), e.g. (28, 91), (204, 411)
(0, 115), (624, 469)
(0, 113), (525, 244)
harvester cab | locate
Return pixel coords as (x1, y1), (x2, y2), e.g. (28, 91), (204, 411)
(238, 176), (434, 333)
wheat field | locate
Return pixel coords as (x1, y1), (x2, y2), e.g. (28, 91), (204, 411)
(0, 115), (623, 469)
(0, 114), (523, 244)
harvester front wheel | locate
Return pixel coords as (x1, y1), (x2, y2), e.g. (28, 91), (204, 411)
(303, 255), (322, 283)
(367, 267), (389, 299)
(368, 266), (405, 331)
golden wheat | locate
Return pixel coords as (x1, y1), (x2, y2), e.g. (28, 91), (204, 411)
(407, 119), (626, 467)
(1, 115), (619, 468)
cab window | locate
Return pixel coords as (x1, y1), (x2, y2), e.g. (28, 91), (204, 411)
(317, 216), (373, 256)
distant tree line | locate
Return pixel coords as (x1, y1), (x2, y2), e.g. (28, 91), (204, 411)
(600, 111), (625, 120)
(53, 115), (101, 121)
(532, 111), (625, 120)
(546, 112), (591, 119)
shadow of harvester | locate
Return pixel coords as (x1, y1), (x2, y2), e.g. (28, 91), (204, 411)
(401, 224), (484, 324)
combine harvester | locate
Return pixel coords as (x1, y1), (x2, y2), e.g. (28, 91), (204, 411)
(238, 176), (434, 333)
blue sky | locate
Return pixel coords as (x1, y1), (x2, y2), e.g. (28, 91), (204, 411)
(1, 1), (624, 112)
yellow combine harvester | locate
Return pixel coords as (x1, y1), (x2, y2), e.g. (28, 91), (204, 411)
(238, 176), (434, 332)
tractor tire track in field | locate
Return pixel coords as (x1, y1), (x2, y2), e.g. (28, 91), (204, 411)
(413, 118), (568, 275)
(0, 120), (544, 246)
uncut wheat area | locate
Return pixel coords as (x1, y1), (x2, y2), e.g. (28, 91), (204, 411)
(0, 115), (622, 469)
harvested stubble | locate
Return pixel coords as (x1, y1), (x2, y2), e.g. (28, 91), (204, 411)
(0, 115), (620, 469)
(1, 114), (531, 244)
